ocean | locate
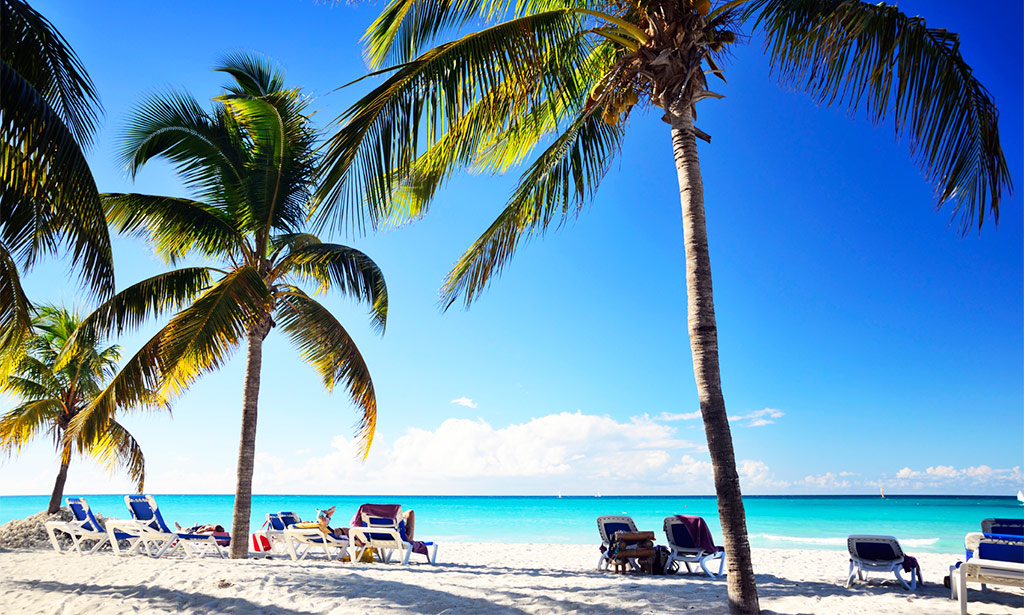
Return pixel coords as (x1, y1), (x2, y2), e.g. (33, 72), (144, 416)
(1, 494), (1019, 553)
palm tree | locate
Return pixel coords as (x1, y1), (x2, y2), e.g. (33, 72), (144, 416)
(312, 0), (1011, 611)
(0, 0), (114, 368)
(67, 54), (388, 558)
(0, 305), (151, 514)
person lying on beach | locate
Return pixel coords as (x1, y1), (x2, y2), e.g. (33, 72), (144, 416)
(291, 506), (348, 539)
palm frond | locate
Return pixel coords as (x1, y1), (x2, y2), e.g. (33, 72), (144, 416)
(276, 287), (377, 458)
(76, 416), (146, 493)
(56, 268), (213, 370)
(157, 267), (273, 397)
(215, 52), (286, 97)
(276, 243), (388, 333)
(0, 398), (62, 454)
(751, 0), (1011, 233)
(1, 0), (101, 145)
(104, 193), (245, 263)
(0, 242), (32, 375)
(314, 10), (586, 233)
(0, 62), (113, 297)
(364, 0), (515, 69)
(441, 107), (623, 309)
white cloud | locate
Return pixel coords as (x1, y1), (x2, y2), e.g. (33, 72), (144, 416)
(889, 464), (1022, 489)
(450, 397), (478, 408)
(728, 408), (784, 427)
(658, 411), (702, 421)
(294, 448), (311, 456)
(803, 471), (856, 489)
(738, 459), (789, 489)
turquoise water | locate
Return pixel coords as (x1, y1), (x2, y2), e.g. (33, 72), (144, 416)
(1, 494), (1019, 553)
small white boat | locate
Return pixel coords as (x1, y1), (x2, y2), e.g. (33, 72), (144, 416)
(1017, 489), (1023, 504)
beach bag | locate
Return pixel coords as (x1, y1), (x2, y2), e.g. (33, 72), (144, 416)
(251, 520), (271, 552)
(651, 546), (676, 575)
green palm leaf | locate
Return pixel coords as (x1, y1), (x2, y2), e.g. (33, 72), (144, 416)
(276, 287), (377, 457)
(314, 10), (586, 232)
(76, 415), (148, 492)
(277, 243), (389, 332)
(158, 267), (273, 397)
(0, 398), (63, 454)
(441, 108), (623, 308)
(751, 0), (1011, 233)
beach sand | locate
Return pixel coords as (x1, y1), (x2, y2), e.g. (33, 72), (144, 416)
(1, 544), (1021, 614)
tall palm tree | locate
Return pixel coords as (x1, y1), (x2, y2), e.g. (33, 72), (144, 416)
(0, 0), (114, 368)
(0, 305), (151, 514)
(312, 0), (1010, 611)
(67, 54), (388, 558)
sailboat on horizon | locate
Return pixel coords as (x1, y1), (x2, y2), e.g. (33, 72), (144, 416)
(1017, 489), (1023, 504)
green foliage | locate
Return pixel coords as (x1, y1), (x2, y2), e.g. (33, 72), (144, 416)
(73, 54), (387, 458)
(0, 305), (154, 491)
(317, 0), (1010, 311)
(0, 1), (113, 362)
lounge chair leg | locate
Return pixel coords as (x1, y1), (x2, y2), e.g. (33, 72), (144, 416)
(894, 568), (910, 590)
(46, 527), (64, 554)
(717, 553), (726, 576)
(847, 562), (856, 588)
(429, 544), (438, 564)
(959, 566), (968, 615)
(402, 545), (412, 565)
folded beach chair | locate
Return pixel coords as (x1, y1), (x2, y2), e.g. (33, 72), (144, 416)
(846, 535), (919, 590)
(348, 504), (438, 565)
(663, 515), (726, 576)
(279, 512), (350, 561)
(44, 497), (142, 555)
(950, 531), (1024, 614)
(106, 495), (226, 558)
(596, 515), (639, 570)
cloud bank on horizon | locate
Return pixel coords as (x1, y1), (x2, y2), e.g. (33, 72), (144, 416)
(2, 406), (1018, 496)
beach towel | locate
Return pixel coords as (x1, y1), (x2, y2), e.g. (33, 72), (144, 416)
(351, 504), (430, 557)
(902, 554), (921, 583)
(673, 515), (723, 554)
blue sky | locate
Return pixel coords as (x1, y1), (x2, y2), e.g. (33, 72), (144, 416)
(1, 0), (1021, 497)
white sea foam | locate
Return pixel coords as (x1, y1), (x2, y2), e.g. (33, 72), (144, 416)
(753, 534), (940, 548)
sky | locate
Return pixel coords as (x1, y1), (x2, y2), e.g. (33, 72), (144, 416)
(1, 0), (1021, 497)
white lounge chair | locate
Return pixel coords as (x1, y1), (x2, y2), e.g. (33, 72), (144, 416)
(44, 497), (142, 555)
(277, 512), (349, 561)
(951, 532), (1024, 615)
(348, 506), (438, 565)
(596, 515), (638, 570)
(265, 511), (302, 555)
(847, 535), (918, 590)
(663, 515), (726, 576)
(106, 495), (226, 558)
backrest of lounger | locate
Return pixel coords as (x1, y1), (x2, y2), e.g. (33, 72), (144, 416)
(978, 538), (1024, 564)
(278, 512), (300, 527)
(983, 518), (1024, 536)
(267, 513), (285, 531)
(597, 516), (637, 546)
(665, 518), (698, 550)
(363, 514), (400, 541)
(848, 535), (903, 562)
(126, 495), (172, 533)
(66, 497), (99, 532)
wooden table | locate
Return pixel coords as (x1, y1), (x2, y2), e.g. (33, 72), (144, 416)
(610, 531), (656, 574)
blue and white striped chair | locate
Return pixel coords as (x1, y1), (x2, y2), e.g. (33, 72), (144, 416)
(107, 495), (225, 558)
(44, 497), (141, 555)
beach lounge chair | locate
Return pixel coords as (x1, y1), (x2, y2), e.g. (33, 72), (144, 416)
(106, 495), (226, 558)
(846, 535), (918, 590)
(982, 518), (1024, 536)
(44, 497), (142, 555)
(348, 504), (438, 564)
(663, 515), (726, 576)
(950, 531), (1024, 615)
(596, 515), (639, 570)
(279, 512), (350, 561)
(265, 511), (302, 554)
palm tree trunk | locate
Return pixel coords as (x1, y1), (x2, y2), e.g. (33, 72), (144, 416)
(669, 103), (760, 615)
(47, 447), (71, 514)
(228, 320), (269, 559)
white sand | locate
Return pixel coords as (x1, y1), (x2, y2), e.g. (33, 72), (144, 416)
(1, 544), (1021, 615)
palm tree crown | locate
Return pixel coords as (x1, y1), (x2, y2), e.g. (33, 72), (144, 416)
(0, 0), (114, 368)
(0, 305), (151, 513)
(69, 53), (388, 558)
